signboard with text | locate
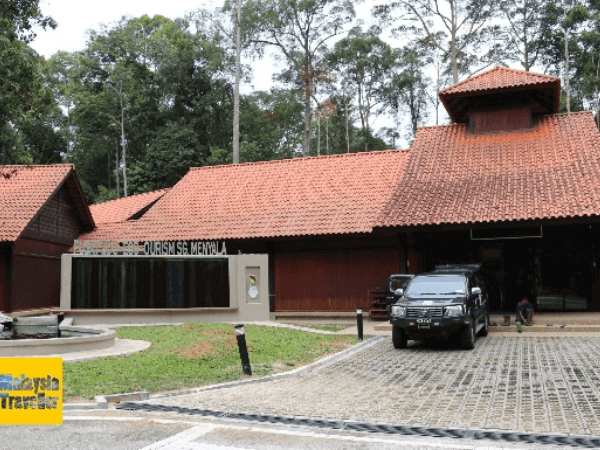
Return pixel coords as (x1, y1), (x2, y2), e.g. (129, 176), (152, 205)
(73, 240), (227, 256)
(0, 358), (63, 426)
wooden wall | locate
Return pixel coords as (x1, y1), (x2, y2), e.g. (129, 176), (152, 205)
(274, 247), (401, 311)
(9, 185), (82, 312)
(0, 245), (10, 312)
(20, 186), (81, 245)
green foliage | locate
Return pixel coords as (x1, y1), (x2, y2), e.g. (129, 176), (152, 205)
(94, 186), (119, 204)
(0, 38), (62, 165)
(326, 28), (395, 151)
(59, 15), (236, 201)
(495, 0), (548, 71)
(243, 0), (357, 156)
(374, 0), (498, 84)
(63, 323), (357, 400)
(0, 0), (56, 43)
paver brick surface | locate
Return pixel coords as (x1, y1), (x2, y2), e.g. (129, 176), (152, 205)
(157, 336), (600, 436)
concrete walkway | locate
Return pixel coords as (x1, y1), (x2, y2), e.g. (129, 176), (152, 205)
(150, 334), (600, 436)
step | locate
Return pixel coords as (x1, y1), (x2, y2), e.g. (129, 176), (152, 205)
(373, 323), (600, 333)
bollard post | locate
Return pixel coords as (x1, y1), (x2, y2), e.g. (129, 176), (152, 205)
(57, 314), (64, 338)
(234, 324), (252, 375)
(356, 308), (363, 341)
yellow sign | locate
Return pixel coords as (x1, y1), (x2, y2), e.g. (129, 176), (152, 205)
(0, 358), (63, 425)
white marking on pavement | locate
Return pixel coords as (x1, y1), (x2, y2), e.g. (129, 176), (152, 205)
(64, 415), (200, 426)
(65, 415), (545, 450)
(138, 424), (221, 449)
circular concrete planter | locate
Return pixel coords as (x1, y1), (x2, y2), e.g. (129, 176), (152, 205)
(0, 326), (116, 357)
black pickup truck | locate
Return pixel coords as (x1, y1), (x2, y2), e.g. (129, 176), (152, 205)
(389, 264), (489, 350)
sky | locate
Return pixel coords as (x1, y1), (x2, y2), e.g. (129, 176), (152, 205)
(30, 0), (283, 98)
(31, 0), (210, 58)
(28, 0), (469, 148)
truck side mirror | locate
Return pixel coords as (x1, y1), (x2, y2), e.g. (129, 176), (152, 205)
(395, 288), (403, 296)
(471, 287), (481, 295)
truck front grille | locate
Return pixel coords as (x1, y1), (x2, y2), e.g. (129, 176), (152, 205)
(406, 307), (443, 318)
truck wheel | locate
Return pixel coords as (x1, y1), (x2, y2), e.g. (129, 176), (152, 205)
(461, 317), (476, 350)
(478, 314), (489, 337)
(392, 325), (407, 349)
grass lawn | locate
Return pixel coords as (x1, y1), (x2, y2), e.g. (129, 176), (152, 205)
(64, 323), (358, 401)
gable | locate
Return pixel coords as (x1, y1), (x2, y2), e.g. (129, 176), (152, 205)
(0, 165), (94, 243)
(21, 184), (83, 245)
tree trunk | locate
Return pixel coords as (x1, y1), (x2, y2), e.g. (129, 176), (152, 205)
(565, 31), (570, 113)
(343, 77), (349, 153)
(303, 87), (311, 156)
(523, 27), (531, 71)
(120, 95), (127, 197)
(233, 0), (241, 164)
(451, 26), (458, 84)
(596, 88), (599, 129)
(326, 118), (329, 155)
(317, 110), (321, 156)
(357, 83), (367, 151)
(345, 99), (349, 153)
(302, 55), (312, 156)
(115, 139), (120, 197)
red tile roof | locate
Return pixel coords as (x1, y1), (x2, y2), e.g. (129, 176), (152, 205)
(380, 111), (600, 227)
(89, 188), (169, 224)
(440, 66), (559, 96)
(0, 165), (94, 242)
(81, 150), (410, 241)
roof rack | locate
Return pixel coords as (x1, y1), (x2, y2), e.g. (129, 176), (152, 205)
(434, 264), (481, 271)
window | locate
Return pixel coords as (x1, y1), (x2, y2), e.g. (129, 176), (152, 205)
(71, 257), (230, 309)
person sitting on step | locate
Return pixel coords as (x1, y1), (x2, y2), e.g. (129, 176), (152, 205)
(516, 296), (534, 333)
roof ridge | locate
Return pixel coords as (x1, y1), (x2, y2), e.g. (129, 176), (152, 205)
(547, 110), (594, 118)
(90, 188), (170, 207)
(0, 164), (74, 168)
(190, 149), (410, 171)
(416, 123), (463, 130)
(440, 66), (559, 95)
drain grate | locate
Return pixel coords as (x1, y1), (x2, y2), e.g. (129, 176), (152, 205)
(116, 402), (600, 448)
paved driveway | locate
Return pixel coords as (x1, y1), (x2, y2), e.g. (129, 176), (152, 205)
(155, 335), (600, 436)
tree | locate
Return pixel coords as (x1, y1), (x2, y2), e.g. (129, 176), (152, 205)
(65, 15), (234, 201)
(45, 51), (78, 158)
(375, 0), (498, 84)
(0, 0), (57, 164)
(496, 0), (548, 71)
(188, 1), (267, 164)
(386, 46), (430, 142)
(326, 28), (395, 151)
(246, 0), (356, 156)
(0, 0), (56, 43)
(538, 0), (588, 112)
(574, 2), (600, 126)
(253, 88), (304, 156)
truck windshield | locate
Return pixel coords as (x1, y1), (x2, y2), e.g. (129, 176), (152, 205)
(405, 275), (466, 296)
(389, 276), (411, 291)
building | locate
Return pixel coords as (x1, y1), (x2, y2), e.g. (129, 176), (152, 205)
(80, 66), (600, 314)
(0, 165), (94, 313)
(379, 67), (600, 312)
(78, 150), (411, 313)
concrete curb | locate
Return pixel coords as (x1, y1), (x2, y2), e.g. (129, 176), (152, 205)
(90, 391), (150, 409)
(145, 335), (385, 402)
